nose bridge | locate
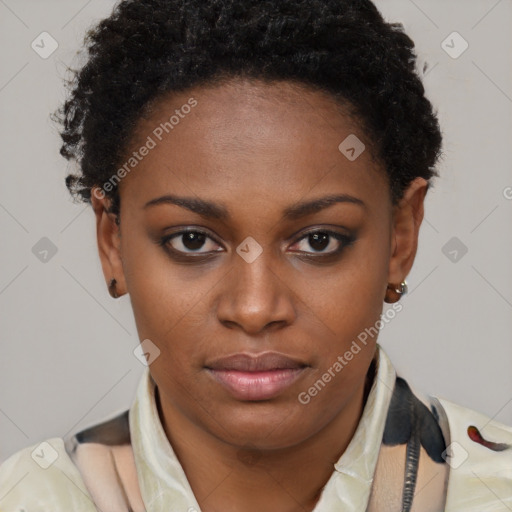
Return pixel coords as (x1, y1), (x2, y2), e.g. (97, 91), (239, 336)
(237, 244), (277, 298)
(216, 241), (295, 333)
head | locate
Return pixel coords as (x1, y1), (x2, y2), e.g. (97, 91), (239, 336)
(54, 0), (442, 450)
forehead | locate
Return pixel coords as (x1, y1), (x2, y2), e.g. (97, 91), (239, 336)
(117, 78), (389, 215)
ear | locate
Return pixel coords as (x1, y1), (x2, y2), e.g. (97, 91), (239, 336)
(90, 187), (127, 298)
(387, 177), (429, 288)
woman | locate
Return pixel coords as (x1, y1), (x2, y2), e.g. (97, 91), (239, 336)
(1, 0), (510, 510)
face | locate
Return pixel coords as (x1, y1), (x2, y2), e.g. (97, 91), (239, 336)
(92, 79), (426, 450)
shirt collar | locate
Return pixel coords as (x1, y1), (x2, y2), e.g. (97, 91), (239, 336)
(313, 343), (396, 510)
(129, 343), (396, 511)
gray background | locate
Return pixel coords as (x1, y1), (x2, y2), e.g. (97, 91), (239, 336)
(1, 0), (511, 464)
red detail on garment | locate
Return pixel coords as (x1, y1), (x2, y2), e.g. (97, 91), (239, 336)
(467, 425), (510, 452)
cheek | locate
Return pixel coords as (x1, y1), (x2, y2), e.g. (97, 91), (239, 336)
(121, 231), (200, 327)
(292, 235), (389, 416)
(122, 242), (223, 384)
(305, 230), (390, 354)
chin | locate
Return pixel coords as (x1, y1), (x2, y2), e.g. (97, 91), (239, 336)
(203, 401), (317, 450)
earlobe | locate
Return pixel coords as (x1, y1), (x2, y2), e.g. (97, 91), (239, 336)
(90, 187), (127, 298)
(386, 178), (428, 293)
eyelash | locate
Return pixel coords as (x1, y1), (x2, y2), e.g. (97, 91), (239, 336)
(158, 227), (356, 262)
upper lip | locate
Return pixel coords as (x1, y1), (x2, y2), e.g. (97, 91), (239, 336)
(205, 352), (307, 372)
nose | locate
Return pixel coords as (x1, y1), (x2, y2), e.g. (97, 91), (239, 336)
(215, 247), (296, 335)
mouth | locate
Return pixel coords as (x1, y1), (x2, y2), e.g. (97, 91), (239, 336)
(205, 352), (309, 401)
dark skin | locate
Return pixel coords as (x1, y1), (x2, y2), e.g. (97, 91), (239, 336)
(91, 78), (427, 512)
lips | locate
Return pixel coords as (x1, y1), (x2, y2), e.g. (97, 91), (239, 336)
(205, 352), (308, 401)
(206, 352), (306, 372)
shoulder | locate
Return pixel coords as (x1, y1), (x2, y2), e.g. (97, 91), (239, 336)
(431, 396), (512, 512)
(369, 369), (512, 512)
(0, 437), (96, 510)
(61, 409), (145, 511)
(0, 409), (142, 511)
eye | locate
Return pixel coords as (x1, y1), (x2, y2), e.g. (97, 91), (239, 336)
(289, 230), (355, 256)
(161, 229), (223, 255)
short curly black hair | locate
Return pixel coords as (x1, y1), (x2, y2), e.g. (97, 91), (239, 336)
(53, 0), (443, 218)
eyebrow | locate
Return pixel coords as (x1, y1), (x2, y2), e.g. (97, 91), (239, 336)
(283, 194), (365, 220)
(143, 193), (365, 220)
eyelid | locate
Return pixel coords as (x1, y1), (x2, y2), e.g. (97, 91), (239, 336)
(162, 225), (221, 239)
(289, 229), (355, 255)
(158, 226), (224, 253)
(285, 223), (353, 244)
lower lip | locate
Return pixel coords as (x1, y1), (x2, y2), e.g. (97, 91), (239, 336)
(207, 368), (305, 401)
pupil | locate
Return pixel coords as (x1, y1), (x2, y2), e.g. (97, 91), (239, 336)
(183, 232), (206, 250)
(310, 232), (329, 251)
